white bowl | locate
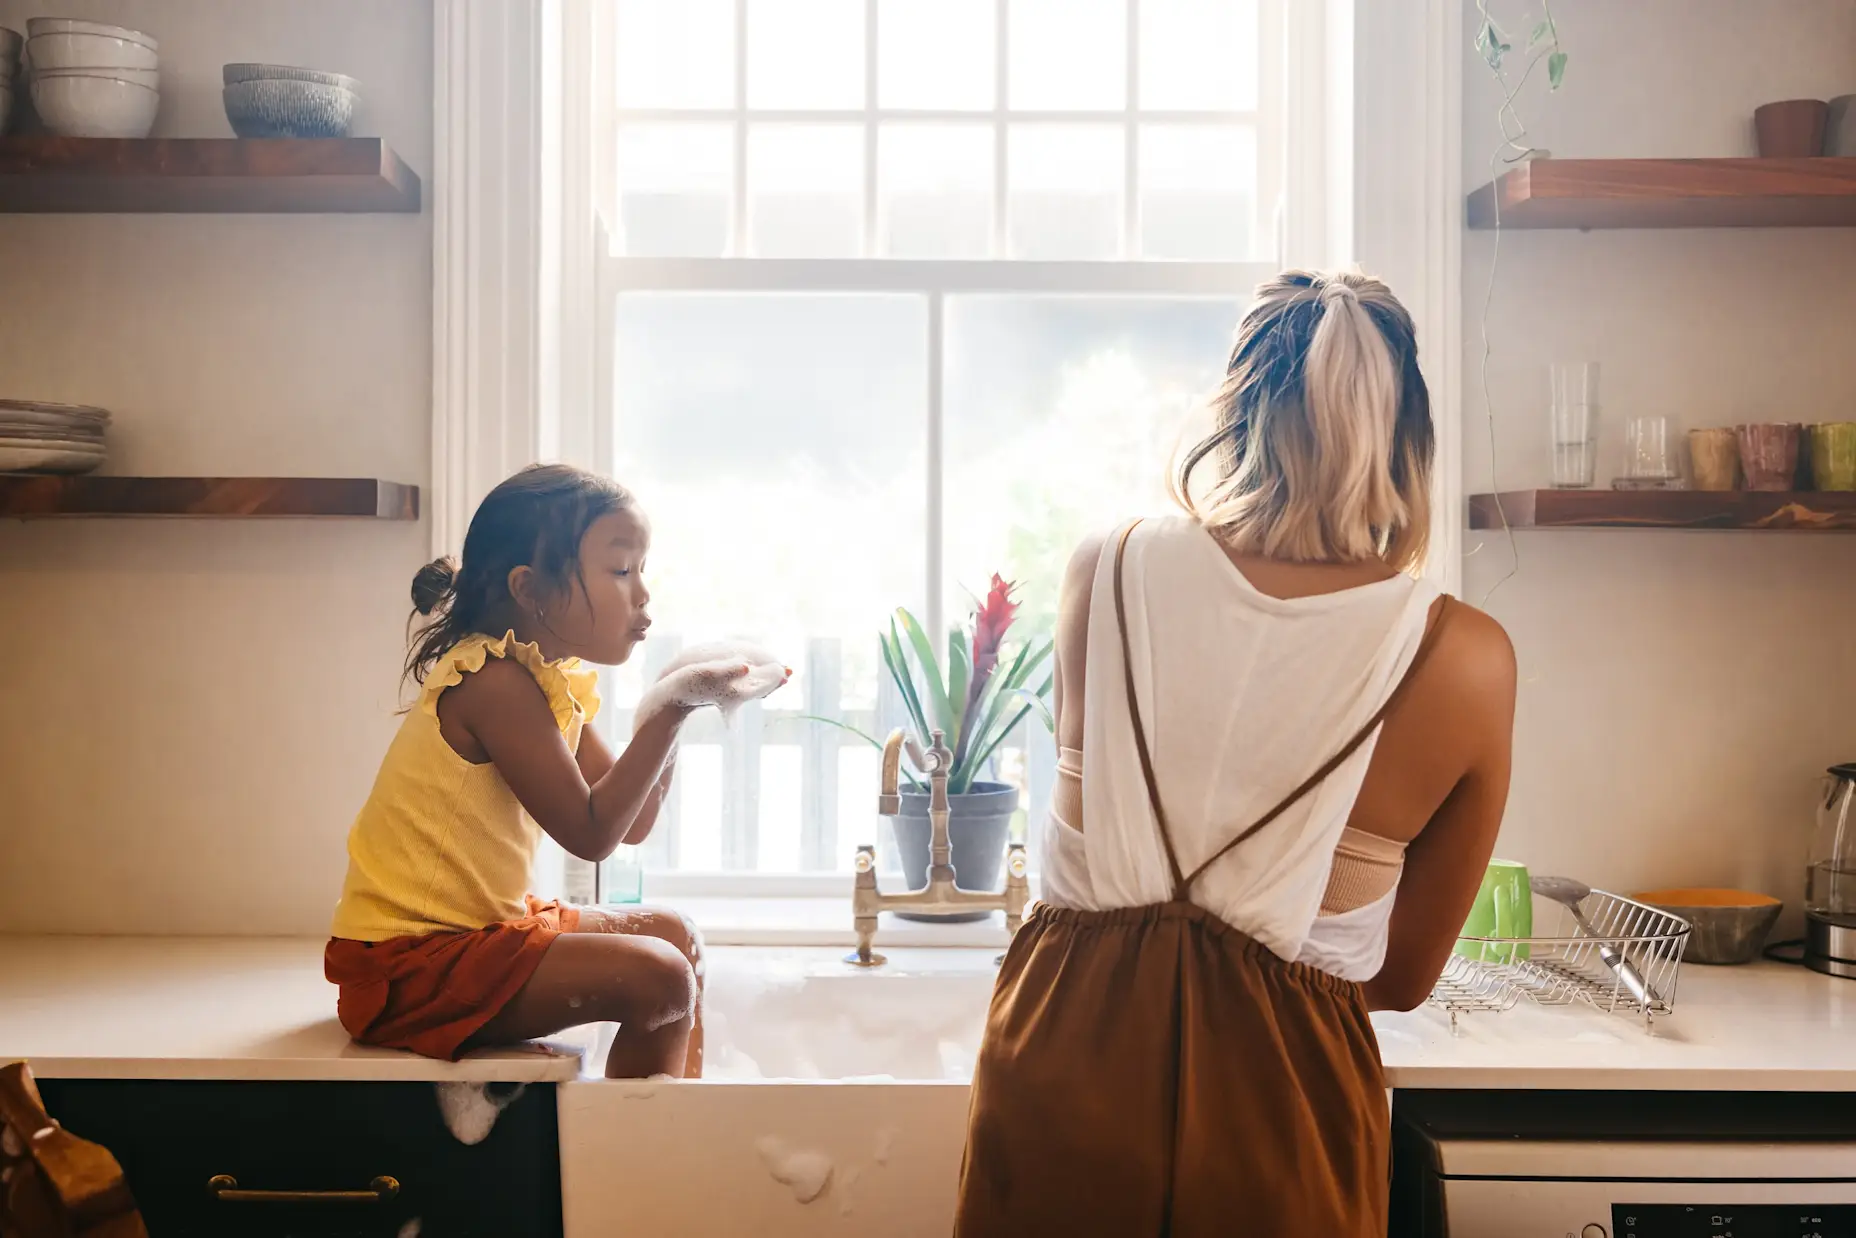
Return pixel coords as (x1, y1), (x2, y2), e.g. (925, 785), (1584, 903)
(222, 62), (358, 93)
(30, 73), (158, 138)
(34, 65), (158, 90)
(27, 31), (158, 72)
(25, 18), (156, 52)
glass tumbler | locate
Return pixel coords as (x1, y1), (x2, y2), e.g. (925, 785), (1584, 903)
(1549, 362), (1601, 488)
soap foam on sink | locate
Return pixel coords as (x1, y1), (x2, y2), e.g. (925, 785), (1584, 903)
(756, 1136), (834, 1204)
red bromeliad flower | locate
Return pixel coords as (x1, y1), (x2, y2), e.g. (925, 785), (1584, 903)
(969, 574), (1019, 684)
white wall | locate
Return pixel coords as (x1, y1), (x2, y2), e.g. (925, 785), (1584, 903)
(0, 0), (432, 934)
(1461, 0), (1856, 930)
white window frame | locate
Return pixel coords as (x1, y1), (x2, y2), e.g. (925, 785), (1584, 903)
(430, 0), (1462, 923)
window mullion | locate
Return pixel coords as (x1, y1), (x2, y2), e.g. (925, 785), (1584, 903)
(926, 291), (946, 651)
(992, 0), (1010, 257)
(863, 0), (879, 257)
(1123, 0), (1140, 259)
(731, 0), (749, 256)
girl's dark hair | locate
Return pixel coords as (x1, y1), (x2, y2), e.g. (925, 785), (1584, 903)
(405, 464), (633, 687)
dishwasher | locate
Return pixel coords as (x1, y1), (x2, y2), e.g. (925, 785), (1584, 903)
(1391, 1090), (1856, 1238)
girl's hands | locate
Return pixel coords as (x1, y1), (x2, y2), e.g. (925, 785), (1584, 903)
(634, 643), (791, 734)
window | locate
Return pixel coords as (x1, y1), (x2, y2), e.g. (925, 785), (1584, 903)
(588, 0), (1327, 895)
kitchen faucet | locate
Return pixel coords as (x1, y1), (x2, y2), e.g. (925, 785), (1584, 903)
(847, 728), (1031, 967)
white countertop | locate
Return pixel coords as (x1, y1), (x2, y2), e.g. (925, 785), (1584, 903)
(0, 936), (584, 1083)
(5, 935), (1856, 1089)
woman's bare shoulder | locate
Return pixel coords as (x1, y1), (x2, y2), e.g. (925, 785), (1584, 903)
(1429, 597), (1518, 705)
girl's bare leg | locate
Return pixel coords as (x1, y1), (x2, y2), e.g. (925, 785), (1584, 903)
(573, 907), (706, 1078)
(466, 933), (695, 1078)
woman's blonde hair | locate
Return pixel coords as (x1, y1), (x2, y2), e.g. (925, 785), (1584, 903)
(1171, 269), (1433, 572)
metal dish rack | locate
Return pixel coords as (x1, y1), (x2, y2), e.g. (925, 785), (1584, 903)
(1428, 889), (1691, 1033)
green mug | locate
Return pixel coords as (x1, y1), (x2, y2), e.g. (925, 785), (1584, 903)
(1456, 859), (1532, 963)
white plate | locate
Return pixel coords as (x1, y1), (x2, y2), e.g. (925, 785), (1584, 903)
(0, 399), (110, 421)
(0, 443), (105, 473)
(0, 425), (105, 443)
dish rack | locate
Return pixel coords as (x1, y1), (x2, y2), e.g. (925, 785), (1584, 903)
(1428, 888), (1691, 1034)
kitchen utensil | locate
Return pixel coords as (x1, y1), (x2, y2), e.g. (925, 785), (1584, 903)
(1530, 874), (1661, 1007)
(1754, 98), (1828, 157)
(1687, 427), (1740, 491)
(1633, 888), (1781, 965)
(1456, 859), (1531, 963)
(222, 78), (355, 139)
(30, 72), (157, 138)
(222, 62), (360, 93)
(1735, 423), (1801, 491)
(25, 18), (157, 51)
(1548, 362), (1600, 488)
(1807, 765), (1856, 979)
(26, 30), (160, 72)
(32, 66), (159, 90)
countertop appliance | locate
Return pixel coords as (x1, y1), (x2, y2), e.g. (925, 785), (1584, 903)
(1392, 1090), (1856, 1237)
(1809, 766), (1856, 979)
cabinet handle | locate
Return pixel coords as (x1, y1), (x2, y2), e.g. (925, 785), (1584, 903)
(207, 1174), (399, 1204)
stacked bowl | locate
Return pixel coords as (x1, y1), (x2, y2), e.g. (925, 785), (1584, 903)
(26, 18), (159, 138)
(0, 400), (109, 475)
(0, 26), (21, 133)
(222, 63), (357, 138)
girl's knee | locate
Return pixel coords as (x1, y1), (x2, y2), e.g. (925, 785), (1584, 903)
(639, 908), (705, 972)
(628, 937), (698, 1029)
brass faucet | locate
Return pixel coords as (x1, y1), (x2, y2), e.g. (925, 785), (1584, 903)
(848, 728), (1031, 967)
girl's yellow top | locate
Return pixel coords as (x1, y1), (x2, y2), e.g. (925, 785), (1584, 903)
(330, 631), (601, 942)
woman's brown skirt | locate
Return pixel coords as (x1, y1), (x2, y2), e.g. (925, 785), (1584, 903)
(955, 900), (1389, 1237)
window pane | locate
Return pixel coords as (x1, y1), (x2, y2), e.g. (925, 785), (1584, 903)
(613, 294), (928, 873)
(1139, 124), (1257, 260)
(879, 124), (993, 258)
(615, 124), (732, 257)
(878, 0), (994, 110)
(1139, 0), (1259, 110)
(1007, 125), (1122, 259)
(748, 124), (863, 257)
(944, 296), (1239, 625)
(748, 0), (865, 108)
(615, 0), (734, 108)
(1009, 0), (1125, 110)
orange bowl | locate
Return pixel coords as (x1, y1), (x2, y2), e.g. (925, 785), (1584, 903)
(1633, 888), (1782, 965)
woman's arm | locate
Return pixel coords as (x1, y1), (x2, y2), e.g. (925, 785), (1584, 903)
(1362, 607), (1518, 1012)
(443, 658), (689, 862)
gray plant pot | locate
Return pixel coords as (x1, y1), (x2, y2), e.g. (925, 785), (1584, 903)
(890, 780), (1018, 922)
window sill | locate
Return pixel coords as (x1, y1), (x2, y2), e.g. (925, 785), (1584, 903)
(637, 896), (1012, 950)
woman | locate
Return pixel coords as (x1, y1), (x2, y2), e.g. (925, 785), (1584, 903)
(954, 271), (1517, 1236)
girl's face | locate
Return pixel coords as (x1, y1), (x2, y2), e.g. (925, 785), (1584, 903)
(516, 506), (653, 665)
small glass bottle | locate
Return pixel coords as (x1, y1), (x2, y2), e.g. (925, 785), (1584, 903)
(600, 845), (645, 905)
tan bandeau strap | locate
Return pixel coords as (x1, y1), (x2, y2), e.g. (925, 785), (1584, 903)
(1112, 520), (1187, 894)
(1111, 518), (1455, 900)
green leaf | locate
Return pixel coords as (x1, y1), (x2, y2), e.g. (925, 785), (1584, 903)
(1528, 19), (1551, 48)
(895, 607), (957, 738)
(797, 715), (925, 791)
(965, 700), (1039, 781)
(1005, 687), (1055, 733)
(1547, 49), (1568, 90)
(882, 621), (930, 739)
(1474, 17), (1506, 71)
(946, 628), (972, 748)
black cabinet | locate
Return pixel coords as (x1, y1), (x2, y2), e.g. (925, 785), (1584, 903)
(35, 1079), (562, 1238)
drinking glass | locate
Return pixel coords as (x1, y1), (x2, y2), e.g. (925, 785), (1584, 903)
(1623, 416), (1677, 481)
(1549, 362), (1600, 489)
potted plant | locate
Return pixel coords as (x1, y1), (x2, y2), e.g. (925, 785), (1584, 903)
(818, 576), (1053, 918)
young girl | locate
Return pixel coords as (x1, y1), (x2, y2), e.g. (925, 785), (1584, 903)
(326, 464), (784, 1078)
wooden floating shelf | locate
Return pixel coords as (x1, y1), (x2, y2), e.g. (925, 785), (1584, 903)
(0, 138), (421, 213)
(1470, 489), (1856, 531)
(1466, 158), (1856, 230)
(0, 476), (419, 519)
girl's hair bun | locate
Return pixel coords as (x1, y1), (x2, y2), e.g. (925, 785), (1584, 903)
(411, 556), (459, 616)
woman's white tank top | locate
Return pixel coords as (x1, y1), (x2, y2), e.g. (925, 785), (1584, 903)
(1038, 517), (1440, 983)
